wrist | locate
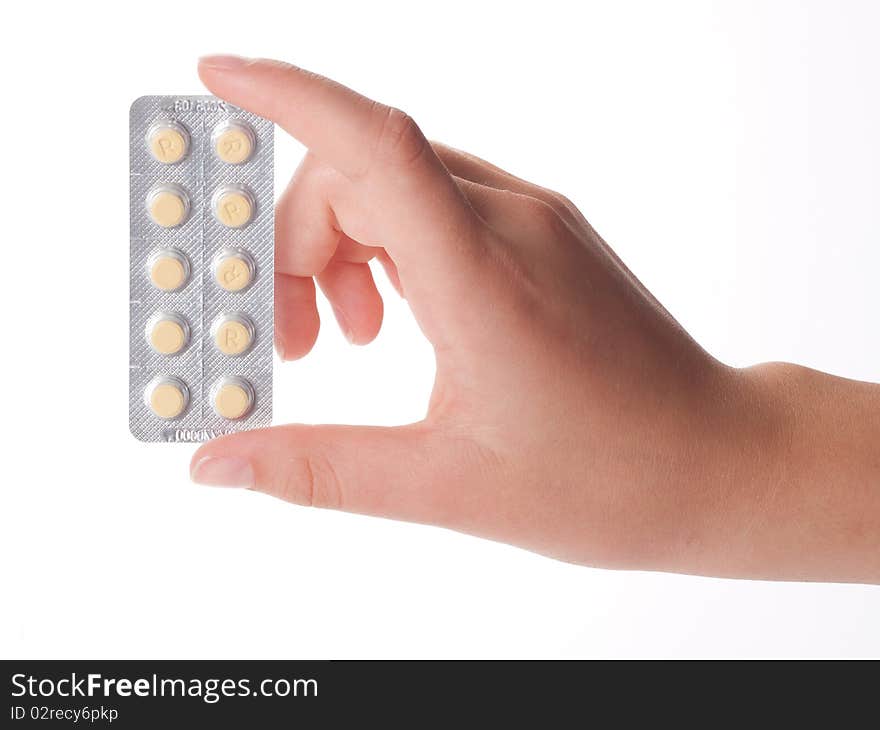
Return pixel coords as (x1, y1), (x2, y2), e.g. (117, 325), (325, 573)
(672, 361), (880, 582)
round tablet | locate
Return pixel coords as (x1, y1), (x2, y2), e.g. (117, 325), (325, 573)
(147, 249), (190, 291)
(146, 120), (189, 164)
(213, 250), (255, 292)
(211, 377), (254, 420)
(147, 313), (190, 355)
(212, 313), (254, 356)
(212, 186), (254, 228)
(145, 377), (189, 419)
(213, 120), (256, 164)
(147, 185), (190, 228)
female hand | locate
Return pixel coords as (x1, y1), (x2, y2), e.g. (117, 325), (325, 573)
(191, 55), (880, 583)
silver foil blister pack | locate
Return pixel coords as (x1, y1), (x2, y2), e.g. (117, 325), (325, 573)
(129, 96), (274, 442)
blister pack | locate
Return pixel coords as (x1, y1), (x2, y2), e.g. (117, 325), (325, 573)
(129, 96), (274, 442)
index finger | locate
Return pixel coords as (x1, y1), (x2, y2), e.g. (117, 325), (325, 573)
(197, 55), (484, 298)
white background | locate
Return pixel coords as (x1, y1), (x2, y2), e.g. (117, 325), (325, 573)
(1, 0), (878, 658)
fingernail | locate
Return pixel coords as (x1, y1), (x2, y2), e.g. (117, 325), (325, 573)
(191, 456), (254, 488)
(332, 306), (356, 344)
(198, 54), (250, 71)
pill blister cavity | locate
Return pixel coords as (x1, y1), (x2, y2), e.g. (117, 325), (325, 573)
(145, 376), (189, 419)
(147, 184), (190, 228)
(213, 249), (255, 292)
(212, 185), (255, 228)
(212, 313), (255, 356)
(146, 120), (190, 164)
(213, 120), (256, 164)
(146, 312), (190, 355)
(148, 249), (190, 291)
(211, 376), (255, 420)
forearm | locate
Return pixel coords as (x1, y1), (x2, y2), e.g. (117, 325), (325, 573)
(690, 363), (880, 583)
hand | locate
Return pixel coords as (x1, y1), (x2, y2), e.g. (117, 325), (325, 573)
(191, 55), (880, 583)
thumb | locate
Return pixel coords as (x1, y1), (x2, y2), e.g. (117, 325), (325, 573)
(190, 424), (461, 524)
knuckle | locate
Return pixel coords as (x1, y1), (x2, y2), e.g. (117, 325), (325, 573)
(269, 455), (343, 510)
(553, 192), (579, 215)
(527, 185), (579, 222)
(374, 105), (427, 167)
(544, 191), (577, 219)
(526, 195), (566, 228)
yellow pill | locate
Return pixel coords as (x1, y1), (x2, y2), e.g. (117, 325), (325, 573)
(212, 187), (254, 228)
(147, 186), (189, 228)
(213, 121), (255, 164)
(145, 378), (189, 419)
(148, 250), (190, 291)
(213, 251), (254, 292)
(213, 315), (253, 356)
(147, 314), (189, 355)
(212, 378), (254, 420)
(146, 121), (189, 164)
